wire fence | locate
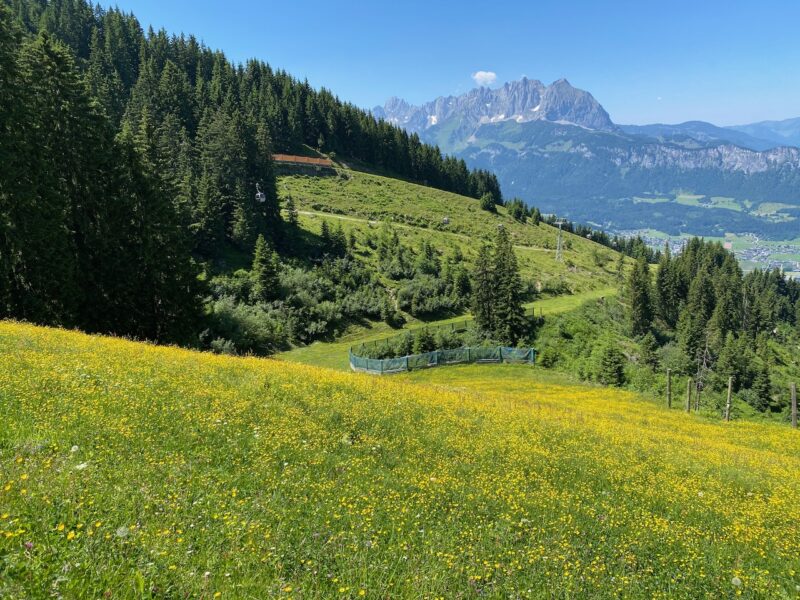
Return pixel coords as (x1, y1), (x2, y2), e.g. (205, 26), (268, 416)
(349, 346), (536, 374)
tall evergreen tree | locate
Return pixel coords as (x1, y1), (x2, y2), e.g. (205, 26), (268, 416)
(471, 243), (495, 338)
(677, 269), (715, 360)
(492, 226), (526, 344)
(319, 220), (331, 253)
(654, 242), (679, 327)
(0, 5), (22, 314)
(749, 363), (772, 412)
(251, 234), (279, 303)
(626, 257), (653, 337)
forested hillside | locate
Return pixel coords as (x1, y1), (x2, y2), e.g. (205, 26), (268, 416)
(0, 0), (504, 346)
(537, 239), (800, 420)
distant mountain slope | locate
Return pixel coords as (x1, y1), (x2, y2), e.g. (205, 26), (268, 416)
(374, 79), (800, 239)
(461, 119), (800, 237)
(619, 121), (779, 151)
(728, 117), (800, 148)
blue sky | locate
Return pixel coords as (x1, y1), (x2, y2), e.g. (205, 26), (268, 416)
(106, 0), (800, 125)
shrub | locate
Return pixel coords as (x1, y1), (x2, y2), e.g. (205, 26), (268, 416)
(596, 343), (626, 387)
(397, 275), (455, 317)
(537, 345), (560, 368)
(206, 296), (287, 355)
(413, 328), (437, 354)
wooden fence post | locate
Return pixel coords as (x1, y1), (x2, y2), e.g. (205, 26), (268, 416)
(686, 378), (692, 413)
(792, 383), (797, 429)
(725, 376), (733, 422)
(666, 369), (672, 409)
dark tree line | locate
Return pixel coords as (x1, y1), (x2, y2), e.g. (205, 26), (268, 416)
(0, 7), (199, 341)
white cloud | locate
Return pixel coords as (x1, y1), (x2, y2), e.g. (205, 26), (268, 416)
(472, 70), (497, 87)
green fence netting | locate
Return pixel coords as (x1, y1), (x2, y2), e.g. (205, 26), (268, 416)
(349, 345), (536, 374)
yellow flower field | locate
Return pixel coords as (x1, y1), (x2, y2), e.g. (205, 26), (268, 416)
(0, 322), (798, 598)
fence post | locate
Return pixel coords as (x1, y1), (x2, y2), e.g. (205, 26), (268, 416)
(792, 383), (797, 429)
(467, 347), (471, 362)
(686, 378), (692, 413)
(405, 355), (409, 372)
(666, 369), (672, 409)
(725, 376), (733, 422)
(380, 358), (384, 375)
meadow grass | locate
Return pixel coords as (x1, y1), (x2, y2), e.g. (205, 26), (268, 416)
(2, 322), (799, 598)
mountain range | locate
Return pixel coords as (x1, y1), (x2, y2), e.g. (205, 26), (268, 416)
(373, 79), (800, 239)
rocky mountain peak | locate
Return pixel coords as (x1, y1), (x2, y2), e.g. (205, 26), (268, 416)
(373, 77), (616, 135)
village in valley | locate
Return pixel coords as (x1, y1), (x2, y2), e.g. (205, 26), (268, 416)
(621, 229), (800, 277)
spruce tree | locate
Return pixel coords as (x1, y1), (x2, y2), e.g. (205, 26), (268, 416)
(0, 6), (22, 314)
(709, 277), (741, 350)
(615, 253), (626, 282)
(413, 328), (436, 354)
(251, 234), (279, 303)
(627, 257), (653, 337)
(796, 301), (800, 333)
(320, 220), (332, 253)
(749, 364), (772, 412)
(714, 332), (754, 392)
(480, 192), (496, 212)
(471, 243), (495, 338)
(331, 223), (347, 256)
(284, 195), (298, 226)
(678, 269), (715, 359)
(654, 243), (679, 327)
(493, 226), (526, 345)
(597, 343), (626, 386)
(10, 32), (88, 324)
(639, 331), (659, 370)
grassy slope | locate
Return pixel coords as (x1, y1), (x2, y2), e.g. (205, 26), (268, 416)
(280, 168), (626, 294)
(2, 322), (799, 598)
